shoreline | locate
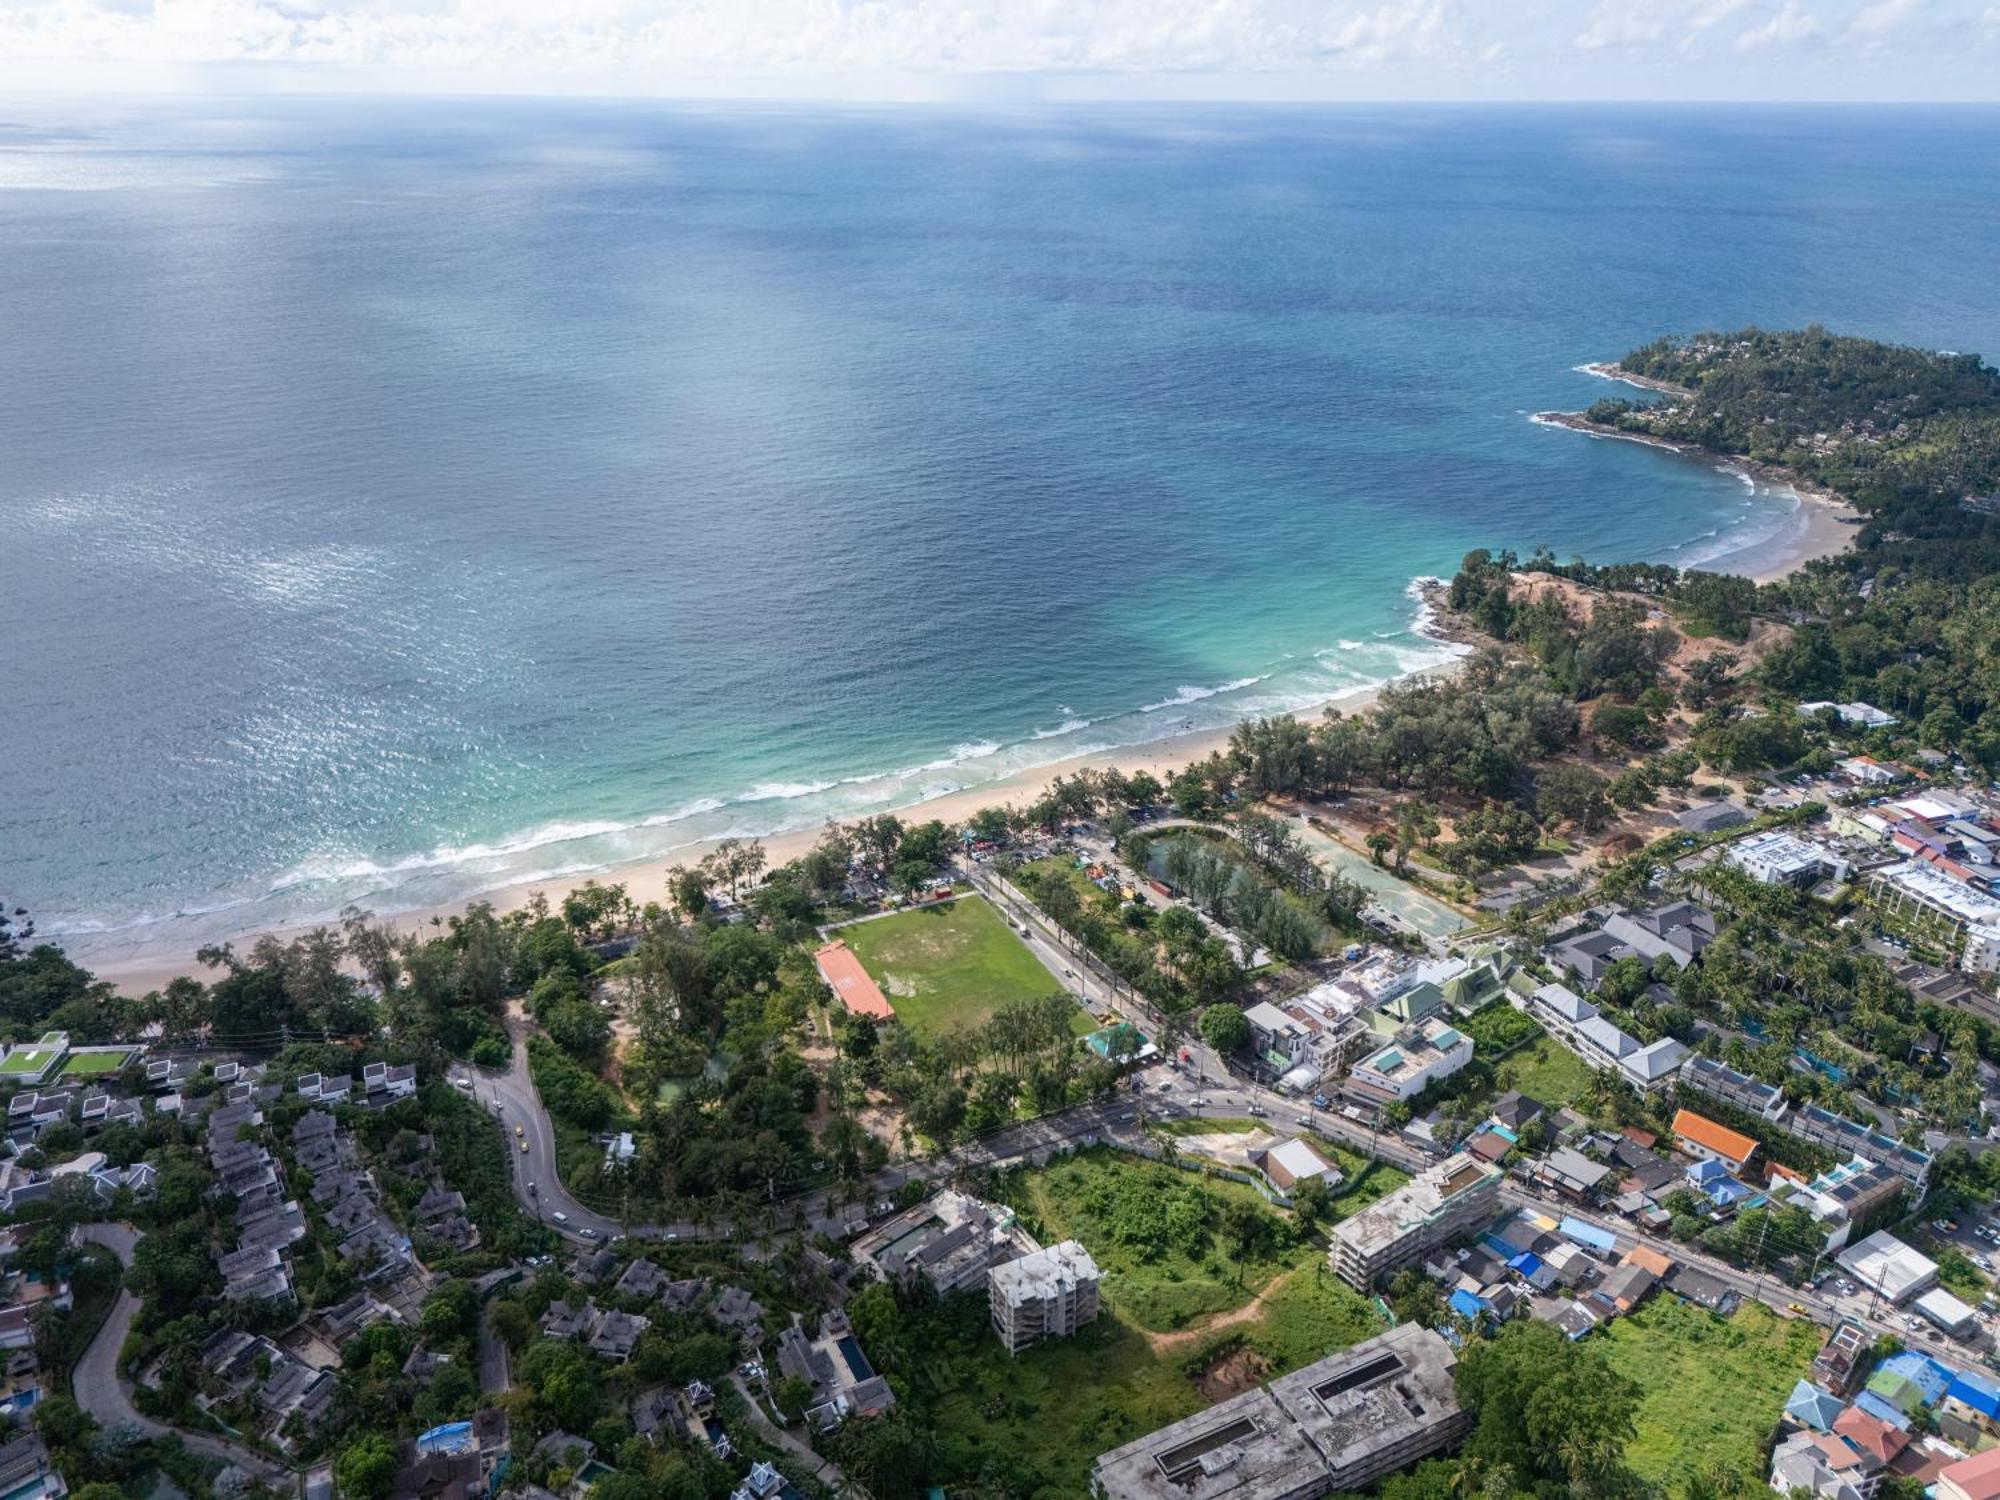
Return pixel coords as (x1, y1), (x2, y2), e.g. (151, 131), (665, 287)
(74, 363), (1857, 999)
(88, 655), (1463, 997)
(1539, 360), (1863, 584)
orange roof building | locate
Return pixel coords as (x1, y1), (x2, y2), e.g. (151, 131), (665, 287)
(814, 940), (895, 1020)
(1672, 1109), (1759, 1172)
(1623, 1245), (1673, 1278)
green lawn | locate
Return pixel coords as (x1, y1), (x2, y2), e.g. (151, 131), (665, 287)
(1486, 1033), (1596, 1108)
(61, 1050), (133, 1076)
(1601, 1298), (1820, 1488)
(1156, 1116), (1264, 1137)
(839, 894), (1081, 1041)
(0, 1049), (57, 1076)
(1308, 1138), (1412, 1220)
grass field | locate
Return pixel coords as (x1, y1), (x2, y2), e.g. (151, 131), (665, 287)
(61, 1050), (134, 1076)
(1486, 1033), (1597, 1107)
(1156, 1116), (1264, 1136)
(839, 894), (1081, 1041)
(0, 1049), (58, 1076)
(1309, 1138), (1412, 1219)
(1602, 1298), (1820, 1487)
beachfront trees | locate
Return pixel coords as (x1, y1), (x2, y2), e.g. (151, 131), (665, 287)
(1535, 762), (1611, 833)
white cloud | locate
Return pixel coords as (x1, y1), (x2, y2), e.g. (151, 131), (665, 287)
(1574, 0), (1750, 52)
(0, 0), (1988, 96)
(1734, 0), (1823, 49)
(1574, 2), (1668, 51)
(1849, 0), (1924, 33)
(0, 0), (1476, 75)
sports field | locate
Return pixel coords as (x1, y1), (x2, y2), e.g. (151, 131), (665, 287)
(62, 1049), (136, 1076)
(837, 894), (1084, 1041)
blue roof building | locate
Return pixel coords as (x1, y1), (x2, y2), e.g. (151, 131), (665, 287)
(1784, 1380), (1845, 1432)
(1449, 1289), (1492, 1322)
(1558, 1216), (1618, 1253)
(417, 1421), (477, 1455)
(1947, 1369), (2000, 1420)
(1879, 1351), (1953, 1406)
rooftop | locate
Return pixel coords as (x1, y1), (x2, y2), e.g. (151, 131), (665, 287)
(989, 1240), (1100, 1307)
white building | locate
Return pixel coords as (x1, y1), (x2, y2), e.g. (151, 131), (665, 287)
(1726, 830), (1849, 888)
(1836, 1230), (1939, 1306)
(1346, 1019), (1474, 1103)
(1966, 924), (2000, 976)
(1525, 982), (1686, 1093)
(1866, 861), (2000, 972)
(988, 1240), (1101, 1354)
(1799, 700), (1899, 730)
(1839, 756), (1902, 786)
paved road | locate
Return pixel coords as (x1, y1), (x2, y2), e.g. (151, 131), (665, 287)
(74, 1223), (297, 1489)
(466, 1009), (624, 1241)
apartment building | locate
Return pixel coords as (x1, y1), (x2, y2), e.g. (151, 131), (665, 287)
(988, 1240), (1101, 1354)
(1329, 1153), (1502, 1291)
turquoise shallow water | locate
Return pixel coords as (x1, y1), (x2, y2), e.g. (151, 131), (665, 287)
(4, 100), (1999, 966)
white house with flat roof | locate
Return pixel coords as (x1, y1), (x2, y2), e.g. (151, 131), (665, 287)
(1346, 1019), (1472, 1104)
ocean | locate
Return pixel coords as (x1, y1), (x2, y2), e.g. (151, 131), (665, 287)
(5, 99), (1999, 970)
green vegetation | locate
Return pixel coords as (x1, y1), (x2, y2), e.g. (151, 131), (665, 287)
(1601, 1299), (1820, 1488)
(840, 1180), (1383, 1498)
(1457, 1001), (1541, 1055)
(1001, 1148), (1301, 1332)
(1155, 1115), (1262, 1136)
(1487, 1034), (1597, 1108)
(58, 1048), (132, 1075)
(838, 895), (1073, 1041)
(1606, 326), (2000, 584)
(1308, 1139), (1412, 1219)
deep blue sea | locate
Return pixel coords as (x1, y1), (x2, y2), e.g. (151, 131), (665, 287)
(5, 99), (1999, 969)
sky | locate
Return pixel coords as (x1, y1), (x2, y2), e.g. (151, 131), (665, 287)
(0, 0), (1996, 101)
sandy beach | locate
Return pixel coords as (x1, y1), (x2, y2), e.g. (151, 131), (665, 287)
(82, 369), (1860, 1000)
(1536, 388), (1862, 585)
(89, 670), (1442, 997)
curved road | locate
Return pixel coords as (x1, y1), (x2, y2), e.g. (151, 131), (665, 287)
(75, 1223), (295, 1488)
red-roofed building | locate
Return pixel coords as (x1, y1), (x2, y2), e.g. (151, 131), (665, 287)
(1941, 1445), (2000, 1500)
(813, 941), (895, 1020)
(1835, 1404), (1910, 1467)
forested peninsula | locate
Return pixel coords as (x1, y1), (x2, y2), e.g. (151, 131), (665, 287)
(1563, 325), (2000, 583)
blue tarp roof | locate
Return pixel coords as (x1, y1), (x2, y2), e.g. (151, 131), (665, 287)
(417, 1422), (475, 1455)
(1558, 1216), (1618, 1252)
(1508, 1251), (1545, 1278)
(1449, 1289), (1491, 1319)
(1948, 1370), (2000, 1419)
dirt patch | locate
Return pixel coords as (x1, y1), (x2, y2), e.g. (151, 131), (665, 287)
(1193, 1343), (1271, 1403)
(1145, 1264), (1303, 1354)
